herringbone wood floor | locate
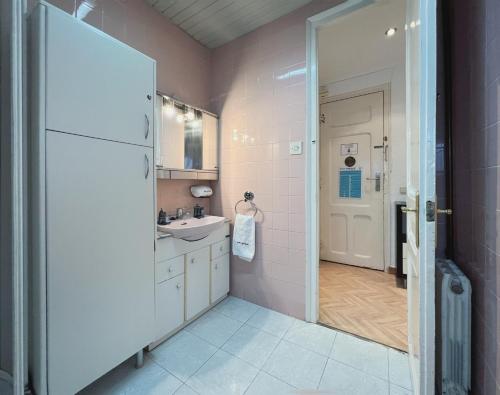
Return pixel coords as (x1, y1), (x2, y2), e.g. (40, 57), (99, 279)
(319, 261), (408, 351)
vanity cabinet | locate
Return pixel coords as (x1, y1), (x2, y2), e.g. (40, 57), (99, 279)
(211, 254), (230, 304)
(155, 275), (185, 339)
(185, 247), (210, 320)
(153, 223), (230, 345)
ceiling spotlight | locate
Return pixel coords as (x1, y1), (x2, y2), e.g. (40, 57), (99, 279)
(186, 109), (195, 121)
(165, 102), (175, 118)
(385, 27), (397, 37)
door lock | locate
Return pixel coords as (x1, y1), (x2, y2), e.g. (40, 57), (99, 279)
(366, 172), (381, 192)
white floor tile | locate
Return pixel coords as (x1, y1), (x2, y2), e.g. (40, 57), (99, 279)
(388, 349), (413, 390)
(244, 371), (296, 395)
(213, 296), (260, 322)
(330, 332), (389, 380)
(221, 324), (280, 368)
(174, 384), (199, 395)
(390, 384), (413, 395)
(150, 331), (218, 382)
(284, 321), (337, 356)
(245, 307), (296, 338)
(80, 356), (182, 395)
(186, 350), (259, 395)
(185, 310), (242, 347)
(262, 340), (328, 389)
(319, 359), (389, 395)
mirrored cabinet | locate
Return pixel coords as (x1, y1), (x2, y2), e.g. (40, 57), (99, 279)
(155, 94), (219, 180)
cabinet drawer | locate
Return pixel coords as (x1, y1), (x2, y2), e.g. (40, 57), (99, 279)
(157, 255), (184, 284)
(185, 247), (210, 321)
(211, 254), (230, 303)
(211, 238), (230, 260)
(155, 275), (185, 340)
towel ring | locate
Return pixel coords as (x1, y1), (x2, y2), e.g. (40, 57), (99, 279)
(234, 191), (258, 217)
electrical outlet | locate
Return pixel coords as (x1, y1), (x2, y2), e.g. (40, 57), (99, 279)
(289, 141), (303, 155)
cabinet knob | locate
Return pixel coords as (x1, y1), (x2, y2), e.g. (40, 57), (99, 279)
(168, 266), (173, 273)
(215, 264), (218, 270)
(219, 246), (223, 252)
(176, 283), (181, 289)
(191, 258), (195, 264)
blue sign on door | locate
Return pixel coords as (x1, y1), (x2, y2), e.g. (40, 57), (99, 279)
(339, 169), (362, 199)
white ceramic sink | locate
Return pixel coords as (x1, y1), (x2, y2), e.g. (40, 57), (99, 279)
(157, 216), (226, 241)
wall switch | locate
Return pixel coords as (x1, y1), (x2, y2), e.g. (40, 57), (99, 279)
(289, 141), (303, 155)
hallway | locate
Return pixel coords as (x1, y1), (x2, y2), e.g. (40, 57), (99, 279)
(319, 261), (408, 351)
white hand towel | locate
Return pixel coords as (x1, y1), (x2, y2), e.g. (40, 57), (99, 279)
(232, 214), (255, 262)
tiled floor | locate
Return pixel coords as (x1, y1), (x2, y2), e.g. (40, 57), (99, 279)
(80, 296), (413, 395)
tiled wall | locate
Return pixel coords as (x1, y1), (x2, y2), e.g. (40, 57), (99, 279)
(157, 180), (212, 218)
(209, 0), (342, 319)
(450, 0), (500, 393)
(38, 0), (212, 108)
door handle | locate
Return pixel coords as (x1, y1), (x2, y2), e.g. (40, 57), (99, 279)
(401, 193), (419, 248)
(366, 172), (381, 192)
(144, 114), (150, 140)
(144, 154), (149, 179)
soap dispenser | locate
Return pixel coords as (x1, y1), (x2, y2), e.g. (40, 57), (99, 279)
(158, 208), (168, 225)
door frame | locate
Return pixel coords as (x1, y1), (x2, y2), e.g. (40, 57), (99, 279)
(305, 0), (437, 391)
(319, 86), (391, 271)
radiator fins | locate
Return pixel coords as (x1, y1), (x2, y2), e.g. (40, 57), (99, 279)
(436, 259), (471, 395)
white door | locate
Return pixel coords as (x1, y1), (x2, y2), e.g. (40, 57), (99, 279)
(185, 247), (210, 320)
(405, 0), (436, 393)
(156, 275), (185, 339)
(211, 254), (230, 303)
(320, 92), (384, 270)
(45, 5), (155, 147)
(45, 131), (155, 395)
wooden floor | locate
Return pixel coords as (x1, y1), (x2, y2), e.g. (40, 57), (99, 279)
(319, 261), (408, 351)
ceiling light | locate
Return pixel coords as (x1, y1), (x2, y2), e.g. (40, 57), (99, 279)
(186, 109), (195, 121)
(165, 102), (175, 118)
(176, 113), (184, 124)
(385, 27), (397, 37)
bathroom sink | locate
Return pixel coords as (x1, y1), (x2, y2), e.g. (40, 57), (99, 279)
(157, 216), (226, 241)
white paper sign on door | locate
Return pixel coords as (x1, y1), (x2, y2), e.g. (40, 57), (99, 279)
(340, 143), (358, 155)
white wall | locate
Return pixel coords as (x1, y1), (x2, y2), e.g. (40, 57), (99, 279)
(318, 0), (406, 269)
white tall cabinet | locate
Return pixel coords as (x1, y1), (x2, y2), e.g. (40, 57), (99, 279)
(29, 4), (156, 395)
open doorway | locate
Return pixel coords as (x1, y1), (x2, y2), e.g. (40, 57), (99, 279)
(307, 0), (438, 392)
(315, 0), (408, 351)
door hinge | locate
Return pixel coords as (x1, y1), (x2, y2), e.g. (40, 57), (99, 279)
(426, 200), (435, 222)
(320, 113), (326, 124)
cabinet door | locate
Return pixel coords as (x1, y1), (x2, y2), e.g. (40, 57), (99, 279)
(202, 113), (218, 170)
(185, 247), (210, 320)
(156, 275), (185, 340)
(160, 110), (185, 169)
(211, 254), (230, 303)
(45, 131), (154, 395)
(45, 6), (154, 147)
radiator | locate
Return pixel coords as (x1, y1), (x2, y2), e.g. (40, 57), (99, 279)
(436, 259), (471, 395)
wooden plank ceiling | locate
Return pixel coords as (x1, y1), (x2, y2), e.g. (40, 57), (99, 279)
(146, 0), (312, 48)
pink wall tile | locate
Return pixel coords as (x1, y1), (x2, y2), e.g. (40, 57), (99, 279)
(209, 0), (343, 320)
(157, 180), (212, 217)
